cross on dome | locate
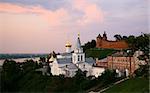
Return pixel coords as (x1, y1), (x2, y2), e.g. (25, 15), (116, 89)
(78, 32), (80, 38)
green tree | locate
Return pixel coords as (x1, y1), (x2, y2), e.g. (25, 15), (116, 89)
(126, 35), (136, 50)
(122, 36), (128, 40)
(82, 39), (96, 52)
(134, 64), (149, 78)
(114, 34), (122, 41)
(1, 60), (21, 92)
(100, 69), (117, 84)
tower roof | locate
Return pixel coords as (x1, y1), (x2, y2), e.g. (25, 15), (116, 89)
(103, 31), (107, 37)
(97, 34), (101, 38)
(76, 33), (81, 49)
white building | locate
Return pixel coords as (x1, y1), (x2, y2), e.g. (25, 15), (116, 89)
(49, 34), (105, 77)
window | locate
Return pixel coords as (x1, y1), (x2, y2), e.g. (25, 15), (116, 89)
(78, 55), (80, 61)
(81, 55), (83, 61)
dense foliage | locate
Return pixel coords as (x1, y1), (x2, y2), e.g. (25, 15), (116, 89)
(82, 40), (96, 52)
(114, 33), (149, 54)
(85, 48), (115, 59)
(134, 64), (149, 78)
(0, 60), (119, 92)
(1, 59), (40, 92)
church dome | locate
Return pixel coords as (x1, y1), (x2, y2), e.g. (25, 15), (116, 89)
(65, 42), (72, 47)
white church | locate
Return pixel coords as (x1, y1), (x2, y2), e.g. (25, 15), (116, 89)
(49, 34), (105, 77)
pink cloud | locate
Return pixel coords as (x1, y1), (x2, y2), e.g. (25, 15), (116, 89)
(0, 3), (69, 26)
(73, 0), (104, 25)
(0, 3), (29, 13)
(0, 2), (103, 27)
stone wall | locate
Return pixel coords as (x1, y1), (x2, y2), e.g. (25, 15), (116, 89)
(96, 32), (129, 50)
(96, 38), (128, 50)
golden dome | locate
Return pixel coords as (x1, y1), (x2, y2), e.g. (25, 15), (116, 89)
(65, 41), (72, 47)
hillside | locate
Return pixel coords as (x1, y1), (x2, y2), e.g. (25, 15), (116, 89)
(85, 48), (115, 59)
(103, 77), (149, 93)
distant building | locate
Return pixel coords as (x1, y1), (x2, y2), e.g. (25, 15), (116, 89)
(107, 52), (135, 76)
(96, 50), (146, 77)
(96, 32), (128, 50)
(96, 58), (108, 68)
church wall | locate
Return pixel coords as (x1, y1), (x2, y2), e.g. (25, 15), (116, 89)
(91, 67), (105, 77)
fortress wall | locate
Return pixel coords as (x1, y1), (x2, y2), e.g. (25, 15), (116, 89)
(96, 39), (128, 50)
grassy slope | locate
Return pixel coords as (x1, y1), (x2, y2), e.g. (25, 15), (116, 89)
(85, 48), (115, 59)
(104, 77), (149, 93)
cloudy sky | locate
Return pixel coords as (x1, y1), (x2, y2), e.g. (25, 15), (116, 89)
(0, 0), (149, 53)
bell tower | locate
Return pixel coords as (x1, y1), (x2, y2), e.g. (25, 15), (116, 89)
(72, 33), (85, 64)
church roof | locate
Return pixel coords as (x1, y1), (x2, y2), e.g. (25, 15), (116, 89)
(57, 58), (71, 64)
(56, 58), (78, 70)
(58, 53), (72, 56)
(57, 57), (95, 66)
(111, 52), (128, 57)
(85, 57), (95, 65)
(60, 63), (78, 70)
(98, 58), (107, 62)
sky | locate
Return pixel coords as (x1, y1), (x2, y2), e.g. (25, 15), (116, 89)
(0, 0), (149, 53)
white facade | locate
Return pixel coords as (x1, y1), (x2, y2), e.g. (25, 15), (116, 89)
(49, 34), (105, 77)
(66, 47), (71, 53)
(76, 62), (92, 76)
(92, 67), (105, 77)
(72, 53), (85, 64)
(50, 59), (62, 75)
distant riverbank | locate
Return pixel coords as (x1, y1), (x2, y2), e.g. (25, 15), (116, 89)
(0, 54), (48, 60)
(0, 57), (40, 66)
(0, 53), (48, 66)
